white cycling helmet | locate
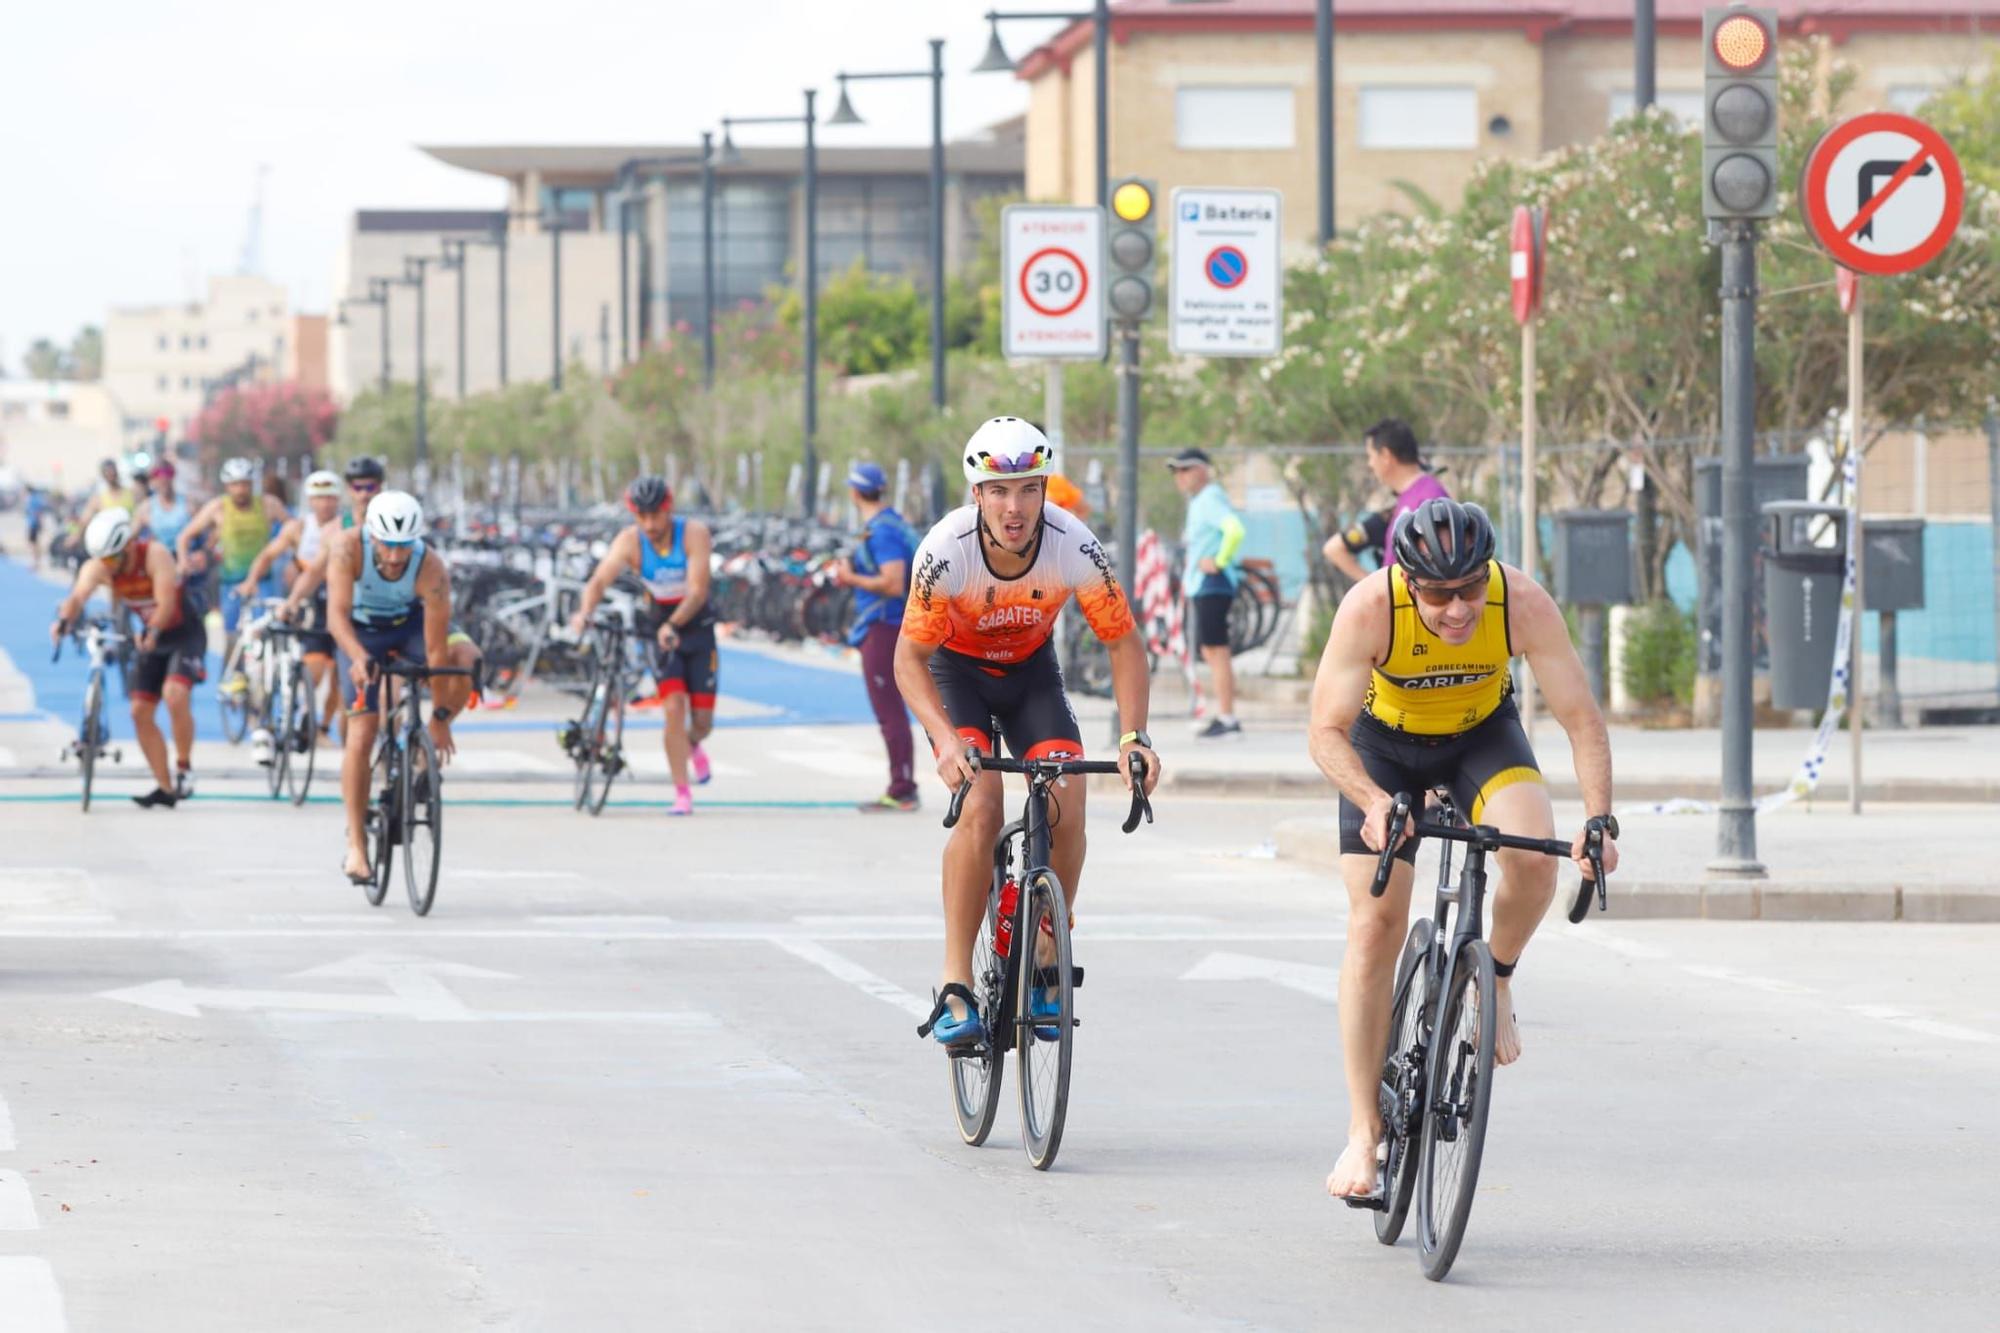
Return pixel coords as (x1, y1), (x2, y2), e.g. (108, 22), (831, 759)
(304, 469), (342, 499)
(962, 417), (1055, 486)
(85, 507), (136, 560)
(219, 457), (255, 484)
(365, 490), (425, 544)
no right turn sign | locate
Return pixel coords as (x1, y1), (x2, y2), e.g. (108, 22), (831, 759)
(1801, 112), (1963, 277)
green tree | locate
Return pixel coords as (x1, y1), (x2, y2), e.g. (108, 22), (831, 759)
(775, 259), (926, 377)
(24, 338), (65, 383)
(68, 325), (103, 381)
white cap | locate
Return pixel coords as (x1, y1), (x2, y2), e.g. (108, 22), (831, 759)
(304, 470), (342, 499)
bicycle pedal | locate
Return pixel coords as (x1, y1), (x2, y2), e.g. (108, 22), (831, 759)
(1032, 965), (1085, 989)
(1341, 1193), (1387, 1212)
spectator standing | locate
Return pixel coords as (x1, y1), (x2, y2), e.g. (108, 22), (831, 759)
(836, 462), (922, 811)
(1323, 418), (1450, 580)
(1167, 447), (1247, 740)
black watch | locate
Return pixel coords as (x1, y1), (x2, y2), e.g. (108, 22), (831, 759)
(1587, 813), (1620, 840)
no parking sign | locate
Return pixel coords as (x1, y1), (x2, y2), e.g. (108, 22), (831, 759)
(1170, 187), (1282, 358)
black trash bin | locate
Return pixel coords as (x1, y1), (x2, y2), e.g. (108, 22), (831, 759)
(1762, 501), (1847, 710)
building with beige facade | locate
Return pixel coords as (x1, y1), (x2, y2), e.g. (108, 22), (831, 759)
(1012, 0), (1996, 250)
(0, 382), (127, 489)
(102, 274), (299, 441)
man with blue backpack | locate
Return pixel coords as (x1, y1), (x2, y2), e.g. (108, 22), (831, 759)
(836, 461), (921, 812)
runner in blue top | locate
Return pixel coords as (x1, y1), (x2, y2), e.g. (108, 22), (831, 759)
(1167, 447), (1248, 740)
(835, 461), (921, 811)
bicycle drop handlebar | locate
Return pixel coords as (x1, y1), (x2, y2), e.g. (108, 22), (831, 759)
(943, 752), (1155, 836)
(1368, 791), (1609, 924)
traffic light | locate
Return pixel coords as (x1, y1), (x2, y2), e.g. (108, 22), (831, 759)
(1106, 177), (1158, 323)
(1703, 5), (1780, 219)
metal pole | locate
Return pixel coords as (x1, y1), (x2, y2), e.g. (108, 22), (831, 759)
(700, 130), (716, 390)
(1115, 323), (1140, 741)
(803, 89), (820, 519)
(1315, 0), (1334, 245)
(1848, 278), (1865, 812)
(600, 303), (611, 377)
(1988, 404), (2000, 724)
(1043, 361), (1064, 451)
(1519, 316), (1538, 732)
(929, 39), (947, 411)
(1635, 0), (1656, 109)
(1093, 0), (1109, 208)
(551, 219), (564, 391)
(496, 228), (510, 388)
(617, 194), (631, 365)
(454, 248), (467, 398)
(413, 267), (429, 469)
(376, 293), (390, 395)
(1580, 604), (1607, 704)
(1712, 220), (1763, 875)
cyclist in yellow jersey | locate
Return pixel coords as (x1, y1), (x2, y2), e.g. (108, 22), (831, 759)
(1307, 497), (1619, 1202)
(178, 457), (290, 674)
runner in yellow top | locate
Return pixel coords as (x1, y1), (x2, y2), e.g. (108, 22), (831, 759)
(1307, 497), (1620, 1200)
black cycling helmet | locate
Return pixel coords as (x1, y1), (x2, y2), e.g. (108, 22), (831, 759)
(343, 455), (386, 483)
(1392, 497), (1496, 583)
(626, 475), (671, 514)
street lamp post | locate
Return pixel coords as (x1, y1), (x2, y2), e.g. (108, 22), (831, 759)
(439, 238), (470, 399)
(340, 279), (394, 396)
(721, 90), (821, 517)
(826, 38), (949, 412)
(610, 143), (721, 374)
(977, 2), (1109, 208)
(398, 257), (435, 469)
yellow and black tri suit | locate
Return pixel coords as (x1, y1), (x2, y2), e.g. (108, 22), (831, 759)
(1339, 561), (1545, 862)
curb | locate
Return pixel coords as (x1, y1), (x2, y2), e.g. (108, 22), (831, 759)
(1270, 817), (2000, 923)
(1171, 770), (2000, 804)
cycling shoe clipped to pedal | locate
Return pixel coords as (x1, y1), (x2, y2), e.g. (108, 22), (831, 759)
(917, 983), (985, 1046)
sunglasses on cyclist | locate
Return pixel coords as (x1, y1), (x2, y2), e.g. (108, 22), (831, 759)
(350, 481), (381, 494)
(1407, 575), (1487, 608)
(970, 448), (1050, 476)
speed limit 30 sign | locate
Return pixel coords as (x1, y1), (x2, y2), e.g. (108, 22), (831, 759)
(1002, 205), (1105, 360)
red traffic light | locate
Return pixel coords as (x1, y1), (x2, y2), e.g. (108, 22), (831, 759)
(154, 416), (170, 432)
(1712, 13), (1771, 71)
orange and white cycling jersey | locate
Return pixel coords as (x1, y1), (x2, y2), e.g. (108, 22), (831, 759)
(902, 503), (1135, 664)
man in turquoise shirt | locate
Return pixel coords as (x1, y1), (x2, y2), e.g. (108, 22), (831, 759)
(1167, 448), (1247, 740)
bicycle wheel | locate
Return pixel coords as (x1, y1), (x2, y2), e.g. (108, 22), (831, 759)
(572, 676), (605, 812)
(362, 739), (394, 907)
(586, 674), (625, 817)
(78, 678), (101, 813)
(218, 647), (250, 744)
(1417, 938), (1497, 1281)
(1376, 918), (1437, 1247)
(1016, 870), (1075, 1171)
(402, 723), (443, 917)
(266, 667), (291, 799)
(284, 660), (318, 806)
(950, 878), (1006, 1148)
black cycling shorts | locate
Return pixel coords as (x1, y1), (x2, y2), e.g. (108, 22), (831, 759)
(1190, 589), (1233, 650)
(299, 592), (335, 658)
(1337, 699), (1544, 862)
(642, 612), (719, 710)
(930, 641), (1084, 761)
(129, 618), (208, 702)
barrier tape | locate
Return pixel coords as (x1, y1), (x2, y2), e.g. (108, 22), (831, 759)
(1618, 449), (1859, 818)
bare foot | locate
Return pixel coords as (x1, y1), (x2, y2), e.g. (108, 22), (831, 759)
(1493, 978), (1522, 1065)
(1324, 1134), (1384, 1199)
(343, 844), (372, 883)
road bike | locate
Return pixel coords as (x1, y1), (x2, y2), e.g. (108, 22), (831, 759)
(261, 620), (321, 806)
(1348, 788), (1609, 1281)
(557, 613), (651, 815)
(218, 598), (288, 745)
(51, 619), (128, 813)
(921, 752), (1153, 1171)
(360, 659), (474, 917)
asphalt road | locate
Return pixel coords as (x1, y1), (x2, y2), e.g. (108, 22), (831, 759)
(3, 750), (1997, 1331)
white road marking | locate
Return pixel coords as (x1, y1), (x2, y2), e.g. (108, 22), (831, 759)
(101, 979), (424, 1019)
(3, 922), (1346, 944)
(0, 1258), (65, 1332)
(772, 939), (932, 1019)
(451, 870), (585, 881)
(1557, 929), (1671, 960)
(291, 953), (517, 1022)
(1846, 1004), (1999, 1045)
(530, 914), (678, 926)
(1181, 951), (1340, 1002)
(0, 1094), (13, 1151)
(1679, 964), (1818, 996)
(768, 747), (881, 778)
(0, 1169), (37, 1229)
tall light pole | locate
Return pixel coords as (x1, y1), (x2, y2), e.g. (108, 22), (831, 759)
(1316, 0), (1335, 244)
(721, 89), (821, 517)
(826, 38), (949, 411)
(439, 237), (470, 398)
(977, 2), (1109, 208)
(398, 257), (435, 469)
(548, 208), (568, 391)
(610, 145), (720, 373)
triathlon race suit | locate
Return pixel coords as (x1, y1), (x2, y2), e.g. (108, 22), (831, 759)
(145, 494), (192, 553)
(293, 514), (346, 659)
(635, 517), (718, 709)
(218, 498), (276, 633)
(1338, 560), (1542, 862)
(347, 535), (429, 713)
(902, 502), (1135, 760)
(108, 539), (207, 702)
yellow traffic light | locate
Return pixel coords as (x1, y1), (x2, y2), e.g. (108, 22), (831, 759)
(1112, 181), (1153, 223)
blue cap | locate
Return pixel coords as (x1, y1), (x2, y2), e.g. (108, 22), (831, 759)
(847, 462), (888, 495)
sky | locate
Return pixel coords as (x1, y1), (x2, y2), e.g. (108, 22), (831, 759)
(0, 0), (1056, 375)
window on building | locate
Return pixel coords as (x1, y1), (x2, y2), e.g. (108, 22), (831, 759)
(47, 400), (70, 420)
(181, 376), (192, 390)
(1887, 84), (1938, 113)
(198, 335), (209, 350)
(157, 334), (168, 351)
(179, 334), (191, 351)
(1609, 89), (1705, 129)
(1175, 86), (1296, 150)
(157, 375), (168, 391)
(539, 186), (598, 229)
(1358, 86), (1478, 150)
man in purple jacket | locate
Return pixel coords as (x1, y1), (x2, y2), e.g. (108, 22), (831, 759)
(1323, 418), (1450, 580)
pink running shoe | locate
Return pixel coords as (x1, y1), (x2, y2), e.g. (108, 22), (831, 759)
(690, 744), (712, 785)
(669, 786), (694, 817)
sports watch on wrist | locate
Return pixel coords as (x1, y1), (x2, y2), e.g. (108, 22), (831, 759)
(1587, 813), (1620, 840)
(1119, 729), (1152, 749)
